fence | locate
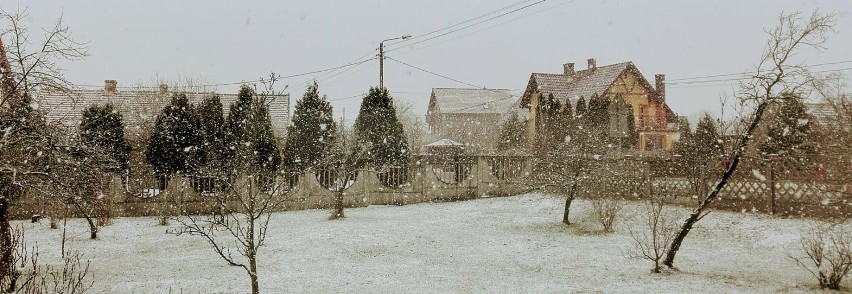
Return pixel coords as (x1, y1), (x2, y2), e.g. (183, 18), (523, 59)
(10, 153), (848, 219)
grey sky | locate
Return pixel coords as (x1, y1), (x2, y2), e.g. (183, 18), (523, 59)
(4, 0), (851, 124)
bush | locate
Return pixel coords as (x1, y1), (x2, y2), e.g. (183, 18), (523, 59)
(592, 197), (622, 232)
(627, 197), (677, 273)
(791, 225), (852, 290)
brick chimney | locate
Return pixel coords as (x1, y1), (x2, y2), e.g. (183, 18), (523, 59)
(104, 80), (117, 95)
(563, 63), (575, 75)
(587, 58), (596, 70)
(655, 74), (665, 102)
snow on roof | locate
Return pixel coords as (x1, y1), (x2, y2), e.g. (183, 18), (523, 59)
(430, 88), (514, 115)
(425, 139), (464, 147)
(36, 86), (290, 137)
(523, 62), (632, 108)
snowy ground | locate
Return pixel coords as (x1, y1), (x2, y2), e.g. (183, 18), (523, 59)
(15, 193), (851, 293)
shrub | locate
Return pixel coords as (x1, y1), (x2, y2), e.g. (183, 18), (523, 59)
(592, 197), (622, 232)
(791, 225), (852, 290)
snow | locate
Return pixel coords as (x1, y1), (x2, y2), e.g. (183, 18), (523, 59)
(15, 194), (848, 293)
(752, 169), (766, 181)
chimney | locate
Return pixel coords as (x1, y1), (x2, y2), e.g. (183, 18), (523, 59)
(159, 83), (169, 94)
(587, 58), (596, 70)
(655, 74), (665, 102)
(563, 63), (575, 75)
(104, 80), (117, 95)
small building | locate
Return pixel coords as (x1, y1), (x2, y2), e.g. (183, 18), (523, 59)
(519, 58), (679, 151)
(425, 88), (515, 153)
(424, 139), (465, 156)
(37, 80), (290, 141)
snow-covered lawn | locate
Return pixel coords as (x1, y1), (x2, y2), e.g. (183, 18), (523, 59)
(15, 193), (850, 293)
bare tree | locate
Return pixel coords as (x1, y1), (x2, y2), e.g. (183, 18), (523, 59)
(395, 100), (427, 155)
(791, 224), (852, 290)
(663, 10), (836, 268)
(325, 124), (368, 220)
(0, 7), (89, 107)
(169, 171), (291, 294)
(0, 226), (93, 293)
(811, 73), (851, 155)
(592, 197), (622, 233)
(0, 7), (88, 281)
(628, 197), (678, 273)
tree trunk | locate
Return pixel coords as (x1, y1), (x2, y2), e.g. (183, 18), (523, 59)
(663, 102), (767, 268)
(562, 196), (573, 224)
(563, 169), (581, 225)
(249, 253), (259, 294)
(73, 201), (98, 239)
(331, 190), (345, 219)
(0, 198), (15, 291)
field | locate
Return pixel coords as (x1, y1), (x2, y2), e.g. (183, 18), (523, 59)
(16, 193), (850, 293)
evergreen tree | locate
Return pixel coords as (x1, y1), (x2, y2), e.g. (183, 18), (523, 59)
(282, 82), (337, 172)
(496, 111), (526, 151)
(224, 85), (281, 174)
(145, 93), (200, 175)
(251, 99), (282, 172)
(673, 119), (694, 157)
(694, 113), (723, 158)
(196, 94), (228, 171)
(79, 103), (131, 172)
(575, 96), (587, 118)
(758, 93), (816, 156)
(535, 94), (565, 153)
(352, 86), (409, 168)
(224, 85), (255, 168)
(587, 94), (611, 131)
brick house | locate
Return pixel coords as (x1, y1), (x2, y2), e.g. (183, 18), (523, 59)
(519, 58), (679, 151)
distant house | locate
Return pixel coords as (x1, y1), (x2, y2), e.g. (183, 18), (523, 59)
(519, 58), (679, 151)
(425, 88), (515, 153)
(37, 80), (290, 141)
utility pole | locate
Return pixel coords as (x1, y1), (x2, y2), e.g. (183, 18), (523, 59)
(378, 34), (411, 89)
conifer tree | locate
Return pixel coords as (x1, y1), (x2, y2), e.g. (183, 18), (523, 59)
(575, 95), (587, 118)
(282, 82), (337, 172)
(758, 92), (815, 156)
(496, 111), (526, 151)
(196, 94), (228, 171)
(694, 113), (723, 158)
(223, 85), (281, 174)
(145, 93), (200, 175)
(224, 85), (255, 169)
(251, 100), (281, 172)
(535, 94), (565, 153)
(79, 103), (132, 172)
(352, 86), (409, 168)
(587, 94), (611, 131)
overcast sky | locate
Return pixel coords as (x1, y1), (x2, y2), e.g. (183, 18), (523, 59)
(3, 0), (851, 124)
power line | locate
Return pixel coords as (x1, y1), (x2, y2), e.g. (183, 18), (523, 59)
(668, 60), (852, 82)
(75, 57), (377, 90)
(392, 0), (578, 56)
(388, 0), (535, 48)
(668, 66), (852, 87)
(386, 56), (482, 88)
(384, 0), (550, 54)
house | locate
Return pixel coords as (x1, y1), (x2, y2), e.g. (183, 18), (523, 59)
(425, 88), (515, 153)
(519, 58), (679, 151)
(37, 80), (290, 142)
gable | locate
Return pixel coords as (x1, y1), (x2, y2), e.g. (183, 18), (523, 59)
(520, 62), (632, 109)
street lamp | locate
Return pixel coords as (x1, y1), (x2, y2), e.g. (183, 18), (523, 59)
(379, 34), (411, 89)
